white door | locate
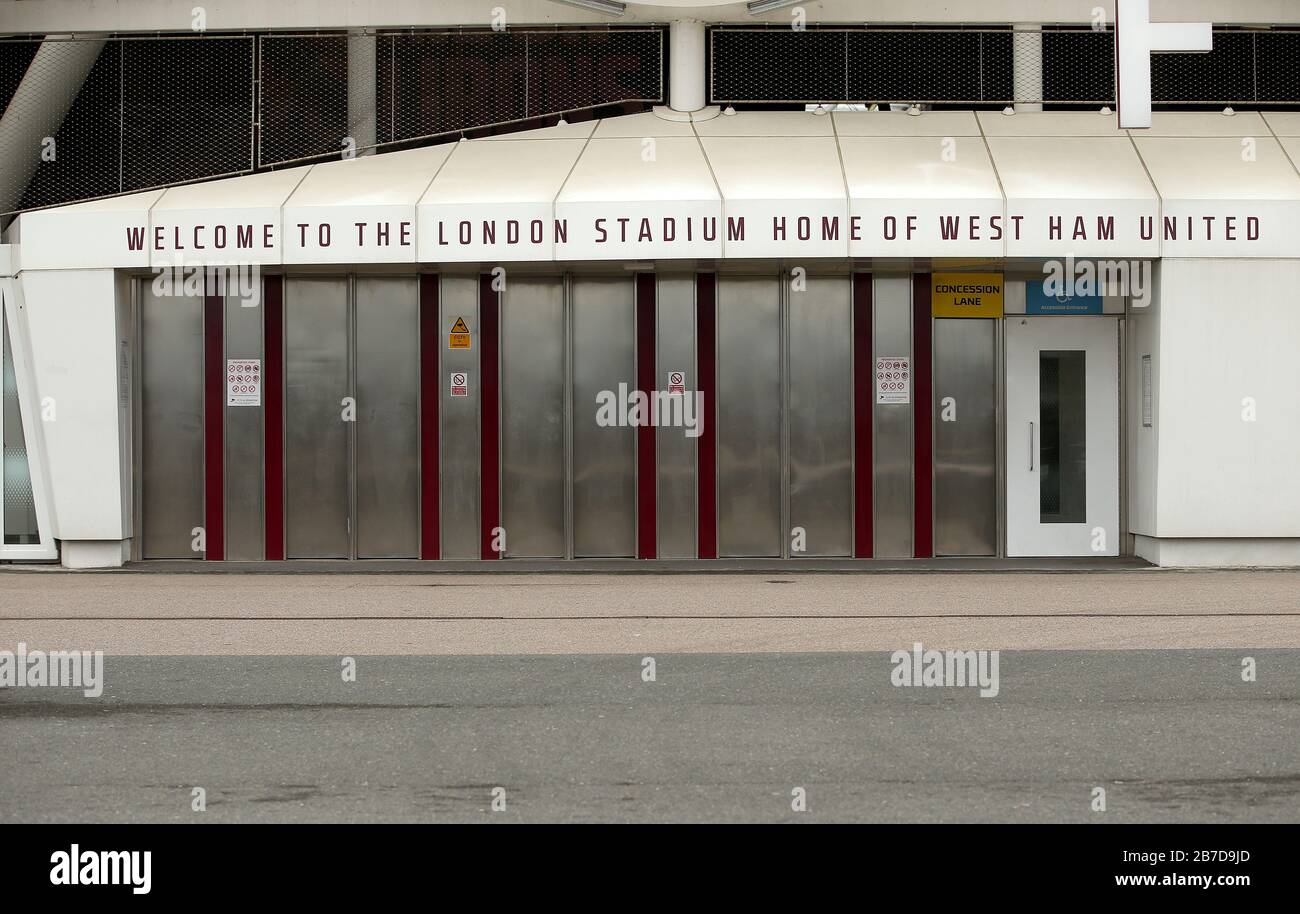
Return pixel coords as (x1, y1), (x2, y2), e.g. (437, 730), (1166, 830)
(1, 281), (57, 561)
(1006, 316), (1119, 557)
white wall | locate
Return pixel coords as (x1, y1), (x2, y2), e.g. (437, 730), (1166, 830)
(18, 269), (129, 542)
(1126, 274), (1159, 538)
(1152, 259), (1300, 538)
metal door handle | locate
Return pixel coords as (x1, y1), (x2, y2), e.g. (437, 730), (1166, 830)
(1029, 421), (1034, 472)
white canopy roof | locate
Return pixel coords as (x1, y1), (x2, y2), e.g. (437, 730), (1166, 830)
(12, 108), (1300, 271)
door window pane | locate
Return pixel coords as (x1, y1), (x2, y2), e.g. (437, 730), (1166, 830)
(1039, 350), (1086, 524)
(2, 318), (40, 545)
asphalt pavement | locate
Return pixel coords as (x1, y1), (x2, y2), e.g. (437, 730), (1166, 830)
(2, 651), (1297, 823)
(2, 569), (1297, 822)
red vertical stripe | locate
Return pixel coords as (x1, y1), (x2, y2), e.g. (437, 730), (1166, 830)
(635, 273), (657, 559)
(696, 273), (717, 560)
(853, 273), (873, 558)
(203, 286), (225, 561)
(912, 273), (934, 558)
(479, 275), (501, 560)
(419, 275), (441, 560)
(263, 275), (285, 560)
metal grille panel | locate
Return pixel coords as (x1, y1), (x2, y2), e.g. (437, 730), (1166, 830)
(1042, 28), (1112, 104)
(378, 28), (662, 145)
(0, 40), (39, 111)
(259, 35), (349, 165)
(709, 26), (1300, 108)
(711, 29), (848, 103)
(846, 29), (1013, 103)
(4, 24), (1297, 215)
(380, 32), (529, 144)
(1153, 30), (1256, 102)
(1258, 31), (1300, 101)
(3, 28), (663, 214)
(120, 37), (254, 189)
(14, 36), (254, 212)
(711, 27), (1015, 105)
(16, 40), (123, 210)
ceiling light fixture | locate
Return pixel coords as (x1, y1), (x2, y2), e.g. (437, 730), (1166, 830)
(547, 0), (626, 16)
(747, 0), (804, 14)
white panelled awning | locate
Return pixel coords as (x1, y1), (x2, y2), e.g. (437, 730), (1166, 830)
(14, 188), (164, 271)
(836, 111), (1004, 259)
(14, 108), (1300, 271)
(418, 137), (587, 262)
(148, 167), (311, 268)
(694, 108), (844, 258)
(285, 144), (454, 265)
(978, 110), (1160, 259)
(557, 134), (722, 260)
(1133, 113), (1300, 258)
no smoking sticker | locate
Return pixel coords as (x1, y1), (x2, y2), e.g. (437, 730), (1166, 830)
(227, 358), (261, 407)
(667, 371), (686, 395)
(450, 371), (469, 397)
(875, 356), (910, 405)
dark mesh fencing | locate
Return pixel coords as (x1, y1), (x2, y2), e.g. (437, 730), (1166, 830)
(15, 40), (124, 209)
(709, 26), (1300, 109)
(2, 28), (664, 214)
(120, 37), (254, 189)
(379, 28), (663, 144)
(259, 34), (349, 165)
(3, 24), (1297, 216)
(11, 36), (254, 212)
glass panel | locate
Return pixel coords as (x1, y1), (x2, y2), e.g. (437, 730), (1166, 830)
(2, 317), (40, 545)
(1039, 350), (1086, 524)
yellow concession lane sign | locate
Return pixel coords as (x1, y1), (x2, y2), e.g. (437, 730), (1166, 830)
(932, 273), (1004, 318)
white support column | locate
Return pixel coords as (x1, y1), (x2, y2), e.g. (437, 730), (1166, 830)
(669, 19), (706, 113)
(347, 31), (378, 157)
(1012, 23), (1043, 113)
(0, 36), (106, 213)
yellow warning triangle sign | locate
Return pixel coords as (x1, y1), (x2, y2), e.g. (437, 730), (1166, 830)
(451, 317), (470, 334)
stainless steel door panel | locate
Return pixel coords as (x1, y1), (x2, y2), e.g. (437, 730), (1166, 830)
(788, 276), (853, 557)
(717, 276), (781, 558)
(284, 278), (350, 559)
(873, 276), (913, 558)
(501, 277), (565, 558)
(655, 276), (696, 558)
(355, 277), (419, 558)
(223, 294), (263, 561)
(572, 276), (635, 558)
(140, 287), (205, 559)
(439, 276), (480, 559)
(933, 318), (997, 556)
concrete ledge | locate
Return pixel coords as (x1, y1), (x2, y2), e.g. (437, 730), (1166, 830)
(1136, 536), (1300, 568)
(60, 539), (129, 569)
(59, 556), (1156, 574)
